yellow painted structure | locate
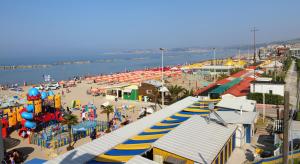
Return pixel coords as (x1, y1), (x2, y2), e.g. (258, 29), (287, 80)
(114, 143), (151, 150)
(28, 99), (42, 114)
(153, 132), (235, 164)
(2, 106), (24, 126)
(54, 95), (61, 108)
(95, 154), (132, 163)
(153, 147), (194, 164)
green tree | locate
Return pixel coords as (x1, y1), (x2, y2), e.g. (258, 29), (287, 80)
(101, 105), (114, 132)
(61, 114), (79, 151)
(182, 89), (194, 98)
(167, 85), (186, 102)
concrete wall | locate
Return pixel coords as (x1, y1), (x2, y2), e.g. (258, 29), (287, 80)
(250, 83), (284, 96)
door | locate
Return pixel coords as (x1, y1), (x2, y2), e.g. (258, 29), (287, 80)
(244, 124), (251, 143)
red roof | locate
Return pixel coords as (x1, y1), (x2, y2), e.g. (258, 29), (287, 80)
(247, 66), (257, 70)
(231, 70), (247, 78)
(224, 77), (254, 97)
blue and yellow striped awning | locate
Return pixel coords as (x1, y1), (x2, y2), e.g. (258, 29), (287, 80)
(88, 100), (220, 163)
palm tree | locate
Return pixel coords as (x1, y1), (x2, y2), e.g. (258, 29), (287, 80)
(101, 105), (114, 132)
(61, 114), (78, 151)
(182, 89), (194, 98)
(167, 85), (185, 102)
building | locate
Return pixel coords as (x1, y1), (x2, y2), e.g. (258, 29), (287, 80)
(123, 84), (139, 100)
(152, 115), (237, 164)
(290, 48), (300, 58)
(217, 94), (256, 112)
(260, 60), (283, 74)
(250, 81), (285, 96)
(196, 65), (234, 76)
(212, 111), (258, 146)
(138, 81), (160, 102)
(105, 83), (130, 100)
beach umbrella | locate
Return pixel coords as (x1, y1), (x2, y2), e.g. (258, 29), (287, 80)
(91, 88), (99, 93)
(58, 81), (65, 85)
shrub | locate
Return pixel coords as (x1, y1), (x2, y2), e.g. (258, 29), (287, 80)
(247, 92), (284, 105)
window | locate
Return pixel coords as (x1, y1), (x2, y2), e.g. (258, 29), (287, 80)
(146, 90), (152, 94)
(269, 90), (273, 94)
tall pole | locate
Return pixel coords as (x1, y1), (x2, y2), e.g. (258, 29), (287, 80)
(213, 48), (216, 82)
(263, 92), (265, 123)
(251, 27), (259, 92)
(160, 48), (165, 108)
(283, 91), (289, 164)
(251, 27), (259, 63)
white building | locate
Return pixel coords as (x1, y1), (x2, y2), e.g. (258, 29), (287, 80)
(250, 81), (285, 96)
(212, 111), (258, 147)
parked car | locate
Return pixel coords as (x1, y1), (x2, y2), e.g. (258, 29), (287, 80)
(45, 83), (60, 90)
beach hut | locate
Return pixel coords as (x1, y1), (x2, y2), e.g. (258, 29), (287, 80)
(122, 85), (139, 101)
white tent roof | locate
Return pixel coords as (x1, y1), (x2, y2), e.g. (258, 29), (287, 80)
(217, 94), (256, 112)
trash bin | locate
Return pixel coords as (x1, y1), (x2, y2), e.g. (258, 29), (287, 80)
(138, 95), (142, 102)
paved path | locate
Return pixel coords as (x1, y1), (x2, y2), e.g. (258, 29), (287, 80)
(285, 60), (298, 109)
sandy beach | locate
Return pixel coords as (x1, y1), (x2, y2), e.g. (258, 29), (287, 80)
(1, 73), (201, 162)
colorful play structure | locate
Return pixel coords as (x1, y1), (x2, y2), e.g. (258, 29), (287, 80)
(18, 88), (63, 138)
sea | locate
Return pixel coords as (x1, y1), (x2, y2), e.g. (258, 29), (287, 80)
(0, 50), (238, 85)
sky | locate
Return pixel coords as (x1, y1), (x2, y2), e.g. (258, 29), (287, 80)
(0, 0), (300, 57)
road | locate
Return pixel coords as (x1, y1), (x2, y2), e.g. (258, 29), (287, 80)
(285, 60), (298, 110)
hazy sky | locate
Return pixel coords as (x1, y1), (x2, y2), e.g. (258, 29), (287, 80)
(0, 0), (300, 57)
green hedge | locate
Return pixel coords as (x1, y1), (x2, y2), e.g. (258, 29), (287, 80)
(247, 92), (284, 105)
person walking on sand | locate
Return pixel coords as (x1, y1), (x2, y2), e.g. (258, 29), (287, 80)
(62, 90), (64, 97)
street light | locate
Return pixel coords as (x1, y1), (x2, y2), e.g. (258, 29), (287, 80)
(213, 48), (216, 82)
(160, 48), (165, 108)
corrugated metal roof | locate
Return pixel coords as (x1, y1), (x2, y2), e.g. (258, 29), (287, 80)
(45, 96), (199, 164)
(126, 156), (158, 164)
(212, 111), (258, 124)
(217, 94), (256, 112)
(153, 115), (237, 164)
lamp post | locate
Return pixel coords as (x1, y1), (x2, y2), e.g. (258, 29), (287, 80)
(160, 48), (165, 108)
(213, 48), (216, 82)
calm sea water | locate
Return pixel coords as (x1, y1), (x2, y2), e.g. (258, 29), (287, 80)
(0, 50), (236, 85)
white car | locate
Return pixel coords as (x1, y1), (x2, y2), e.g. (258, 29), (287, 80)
(45, 83), (60, 90)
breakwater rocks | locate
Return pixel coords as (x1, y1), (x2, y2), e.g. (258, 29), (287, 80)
(0, 64), (51, 70)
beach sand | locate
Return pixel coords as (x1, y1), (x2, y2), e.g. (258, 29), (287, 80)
(1, 73), (208, 162)
(2, 80), (156, 162)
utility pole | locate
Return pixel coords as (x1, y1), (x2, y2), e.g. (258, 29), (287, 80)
(251, 27), (259, 64)
(263, 92), (265, 123)
(213, 48), (216, 82)
(160, 48), (165, 108)
(251, 27), (259, 92)
(283, 91), (289, 164)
